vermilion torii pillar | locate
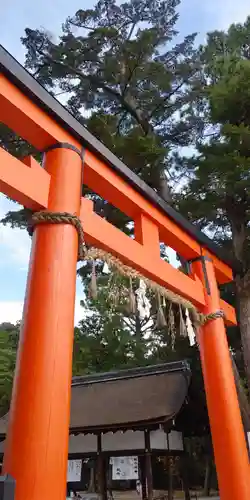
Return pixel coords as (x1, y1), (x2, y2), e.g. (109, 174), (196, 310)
(3, 145), (83, 500)
(0, 45), (249, 500)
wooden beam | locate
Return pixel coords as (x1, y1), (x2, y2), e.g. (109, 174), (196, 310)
(80, 198), (237, 325)
(0, 144), (236, 324)
(0, 148), (50, 209)
(220, 299), (237, 327)
(0, 74), (79, 150)
(80, 198), (205, 308)
(0, 72), (233, 286)
(134, 213), (160, 259)
(83, 151), (233, 285)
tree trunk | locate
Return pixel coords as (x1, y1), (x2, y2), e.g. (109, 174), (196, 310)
(203, 456), (212, 497)
(237, 287), (250, 391)
(230, 349), (250, 456)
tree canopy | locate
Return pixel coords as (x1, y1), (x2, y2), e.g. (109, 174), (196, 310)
(0, 2), (250, 480)
(1, 0), (200, 231)
(177, 16), (250, 387)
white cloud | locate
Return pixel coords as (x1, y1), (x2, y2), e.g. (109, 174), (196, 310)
(178, 0), (250, 46)
(0, 194), (85, 326)
(0, 224), (31, 269)
(0, 295), (85, 327)
(209, 0), (249, 30)
(185, 0), (249, 28)
(167, 247), (179, 268)
(0, 301), (23, 325)
(0, 195), (31, 269)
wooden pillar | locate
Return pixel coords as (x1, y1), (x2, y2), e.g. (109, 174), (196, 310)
(166, 433), (173, 500)
(180, 455), (191, 500)
(179, 441), (190, 500)
(140, 456), (147, 500)
(191, 256), (250, 500)
(97, 435), (107, 500)
(3, 145), (83, 500)
(144, 431), (153, 500)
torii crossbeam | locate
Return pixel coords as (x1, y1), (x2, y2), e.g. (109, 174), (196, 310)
(0, 45), (249, 500)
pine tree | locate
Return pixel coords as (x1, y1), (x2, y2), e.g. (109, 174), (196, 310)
(1, 0), (199, 229)
(0, 0), (201, 384)
(177, 16), (250, 388)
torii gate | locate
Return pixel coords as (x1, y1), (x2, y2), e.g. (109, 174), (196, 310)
(0, 45), (249, 500)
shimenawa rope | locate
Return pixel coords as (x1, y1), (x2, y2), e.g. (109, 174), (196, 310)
(29, 211), (225, 327)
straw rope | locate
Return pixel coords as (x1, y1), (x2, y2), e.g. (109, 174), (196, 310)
(29, 211), (87, 260)
(29, 211), (225, 327)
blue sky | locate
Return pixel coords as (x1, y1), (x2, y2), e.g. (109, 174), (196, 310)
(0, 0), (249, 325)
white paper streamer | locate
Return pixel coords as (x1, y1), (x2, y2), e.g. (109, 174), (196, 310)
(102, 262), (110, 274)
(135, 279), (151, 319)
(185, 308), (196, 346)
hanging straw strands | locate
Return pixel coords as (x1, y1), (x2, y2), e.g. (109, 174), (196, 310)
(30, 211), (224, 331)
(84, 246), (201, 328)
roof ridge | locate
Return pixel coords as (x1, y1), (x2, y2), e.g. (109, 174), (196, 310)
(72, 361), (190, 387)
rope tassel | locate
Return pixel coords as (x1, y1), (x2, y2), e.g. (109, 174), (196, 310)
(127, 278), (136, 315)
(169, 303), (176, 350)
(179, 304), (187, 337)
(29, 210), (225, 328)
(156, 293), (167, 328)
(156, 307), (167, 328)
(89, 260), (97, 299)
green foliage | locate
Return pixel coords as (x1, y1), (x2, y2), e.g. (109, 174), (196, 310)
(2, 0), (198, 212)
(73, 270), (145, 374)
(0, 323), (19, 415)
(74, 266), (159, 374)
(176, 16), (250, 387)
(209, 60), (250, 125)
(73, 314), (146, 375)
(1, 0), (201, 236)
(177, 17), (250, 271)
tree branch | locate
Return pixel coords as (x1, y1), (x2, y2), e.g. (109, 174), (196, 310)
(149, 80), (186, 119)
(123, 317), (135, 332)
(67, 20), (96, 31)
(36, 48), (151, 135)
(116, 111), (128, 135)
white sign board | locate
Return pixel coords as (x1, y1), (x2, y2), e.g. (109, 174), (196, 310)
(67, 459), (82, 482)
(111, 456), (139, 480)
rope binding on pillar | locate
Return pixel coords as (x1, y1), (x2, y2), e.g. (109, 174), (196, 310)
(29, 211), (225, 329)
(29, 211), (87, 260)
(200, 310), (225, 324)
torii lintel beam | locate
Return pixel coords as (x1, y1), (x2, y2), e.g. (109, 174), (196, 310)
(0, 145), (236, 324)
